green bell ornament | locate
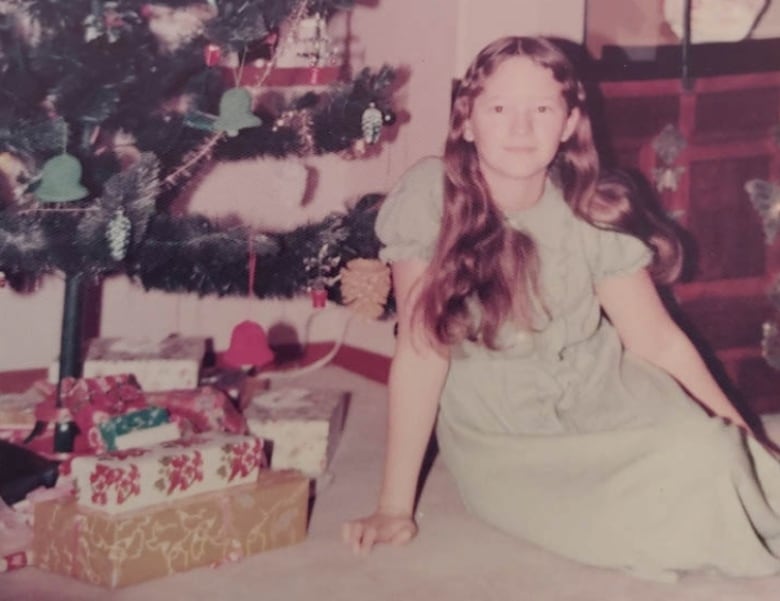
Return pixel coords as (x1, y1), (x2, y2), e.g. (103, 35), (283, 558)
(35, 153), (89, 203)
(213, 87), (262, 137)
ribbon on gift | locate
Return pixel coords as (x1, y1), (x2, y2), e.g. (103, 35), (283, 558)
(209, 491), (246, 568)
(70, 512), (86, 580)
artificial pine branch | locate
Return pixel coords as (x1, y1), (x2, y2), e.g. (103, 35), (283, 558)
(0, 0), (399, 314)
(132, 193), (385, 302)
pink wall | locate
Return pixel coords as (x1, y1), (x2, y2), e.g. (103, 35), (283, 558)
(0, 0), (585, 371)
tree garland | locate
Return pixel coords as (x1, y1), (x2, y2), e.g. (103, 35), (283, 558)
(0, 0), (399, 309)
(131, 192), (386, 305)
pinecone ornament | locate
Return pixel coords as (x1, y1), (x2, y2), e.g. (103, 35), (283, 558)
(106, 208), (132, 261)
(361, 102), (383, 144)
(340, 258), (391, 319)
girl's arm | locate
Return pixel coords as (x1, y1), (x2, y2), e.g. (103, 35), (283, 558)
(342, 258), (450, 553)
(596, 268), (750, 430)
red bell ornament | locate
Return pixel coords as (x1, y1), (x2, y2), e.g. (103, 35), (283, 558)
(222, 320), (275, 370)
(204, 43), (222, 67)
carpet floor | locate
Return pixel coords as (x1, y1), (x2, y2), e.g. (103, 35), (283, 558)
(4, 365), (780, 600)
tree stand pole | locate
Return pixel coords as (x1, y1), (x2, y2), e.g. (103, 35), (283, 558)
(23, 272), (84, 452)
(53, 272), (84, 452)
(57, 272), (85, 382)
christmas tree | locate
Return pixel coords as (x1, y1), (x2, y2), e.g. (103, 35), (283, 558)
(746, 170), (780, 370)
(0, 1), (399, 396)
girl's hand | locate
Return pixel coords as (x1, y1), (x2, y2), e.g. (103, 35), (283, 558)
(342, 511), (417, 554)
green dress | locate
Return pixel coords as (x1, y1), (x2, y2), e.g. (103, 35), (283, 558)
(375, 157), (780, 581)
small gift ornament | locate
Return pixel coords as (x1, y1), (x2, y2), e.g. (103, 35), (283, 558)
(340, 258), (391, 319)
(304, 241), (342, 308)
(203, 43), (222, 66)
(310, 284), (328, 309)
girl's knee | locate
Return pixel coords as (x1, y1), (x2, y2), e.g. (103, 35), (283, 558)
(666, 417), (747, 474)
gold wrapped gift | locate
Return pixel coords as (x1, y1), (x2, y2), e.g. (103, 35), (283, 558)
(34, 470), (308, 589)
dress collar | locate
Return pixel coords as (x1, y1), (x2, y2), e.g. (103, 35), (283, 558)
(503, 179), (570, 248)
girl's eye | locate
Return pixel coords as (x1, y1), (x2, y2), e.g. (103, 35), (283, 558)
(537, 105), (551, 114)
(492, 105), (504, 114)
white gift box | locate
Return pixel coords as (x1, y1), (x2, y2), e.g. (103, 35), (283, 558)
(244, 388), (348, 477)
(78, 335), (207, 391)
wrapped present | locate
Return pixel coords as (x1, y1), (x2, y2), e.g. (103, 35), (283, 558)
(0, 384), (47, 429)
(81, 335), (207, 392)
(34, 470), (308, 589)
(1, 549), (33, 573)
(144, 386), (247, 435)
(0, 381), (54, 450)
(97, 406), (171, 451)
(34, 374), (147, 454)
(244, 388), (348, 476)
(67, 432), (265, 515)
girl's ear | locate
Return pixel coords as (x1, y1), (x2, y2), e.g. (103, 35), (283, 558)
(560, 107), (580, 143)
(462, 118), (475, 142)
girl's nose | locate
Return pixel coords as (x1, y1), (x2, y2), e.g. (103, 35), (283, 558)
(509, 109), (532, 134)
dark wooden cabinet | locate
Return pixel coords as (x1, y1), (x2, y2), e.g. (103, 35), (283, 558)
(596, 55), (780, 414)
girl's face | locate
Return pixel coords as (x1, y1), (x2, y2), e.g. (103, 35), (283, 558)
(463, 56), (579, 193)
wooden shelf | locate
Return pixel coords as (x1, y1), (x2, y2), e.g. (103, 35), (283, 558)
(599, 65), (780, 412)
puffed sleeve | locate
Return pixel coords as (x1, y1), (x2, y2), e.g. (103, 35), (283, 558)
(375, 156), (445, 263)
(580, 221), (653, 282)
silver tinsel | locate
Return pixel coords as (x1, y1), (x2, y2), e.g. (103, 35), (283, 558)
(106, 208), (132, 261)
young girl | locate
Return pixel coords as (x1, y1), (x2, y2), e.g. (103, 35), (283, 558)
(342, 36), (780, 580)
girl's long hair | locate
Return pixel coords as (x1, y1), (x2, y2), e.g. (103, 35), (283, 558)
(416, 36), (682, 349)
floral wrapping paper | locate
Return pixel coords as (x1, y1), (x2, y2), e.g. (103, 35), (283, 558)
(98, 406), (171, 451)
(33, 471), (308, 589)
(81, 335), (207, 392)
(144, 386), (247, 435)
(66, 432), (266, 515)
(34, 374), (148, 454)
(244, 388), (348, 476)
(16, 379), (245, 458)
